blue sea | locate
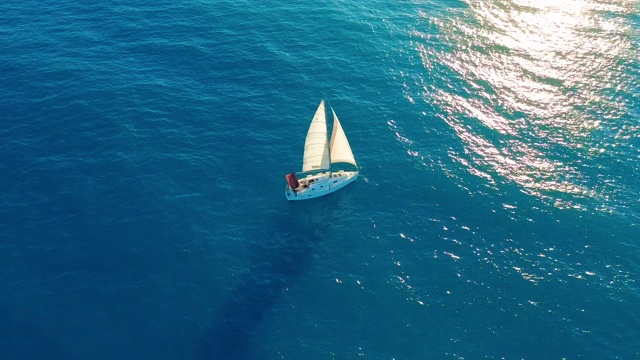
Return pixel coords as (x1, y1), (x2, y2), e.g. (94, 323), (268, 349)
(1, 0), (639, 359)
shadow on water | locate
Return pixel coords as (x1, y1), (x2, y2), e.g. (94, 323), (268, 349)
(195, 202), (327, 360)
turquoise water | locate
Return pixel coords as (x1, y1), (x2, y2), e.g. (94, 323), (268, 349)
(1, 0), (638, 359)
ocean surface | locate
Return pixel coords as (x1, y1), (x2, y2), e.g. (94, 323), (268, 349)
(1, 0), (639, 359)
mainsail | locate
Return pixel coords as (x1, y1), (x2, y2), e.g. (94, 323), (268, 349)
(302, 101), (331, 171)
(329, 109), (357, 167)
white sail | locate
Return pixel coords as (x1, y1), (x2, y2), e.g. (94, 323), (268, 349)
(285, 100), (359, 201)
(302, 100), (331, 172)
(329, 109), (357, 167)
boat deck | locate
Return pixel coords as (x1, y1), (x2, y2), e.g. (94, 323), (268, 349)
(285, 170), (358, 200)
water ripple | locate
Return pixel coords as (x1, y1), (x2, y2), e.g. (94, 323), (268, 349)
(389, 0), (640, 217)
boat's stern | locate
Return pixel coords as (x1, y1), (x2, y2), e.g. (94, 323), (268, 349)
(285, 186), (298, 200)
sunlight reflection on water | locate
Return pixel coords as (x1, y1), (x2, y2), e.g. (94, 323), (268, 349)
(403, 0), (639, 213)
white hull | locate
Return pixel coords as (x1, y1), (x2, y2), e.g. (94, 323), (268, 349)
(285, 170), (358, 201)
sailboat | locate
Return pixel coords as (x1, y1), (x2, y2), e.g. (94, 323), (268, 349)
(285, 100), (359, 201)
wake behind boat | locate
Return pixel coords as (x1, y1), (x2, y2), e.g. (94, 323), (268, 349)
(285, 100), (359, 201)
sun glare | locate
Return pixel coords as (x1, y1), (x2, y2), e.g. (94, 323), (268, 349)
(408, 0), (636, 210)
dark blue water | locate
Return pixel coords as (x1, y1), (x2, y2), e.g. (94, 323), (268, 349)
(1, 0), (639, 359)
